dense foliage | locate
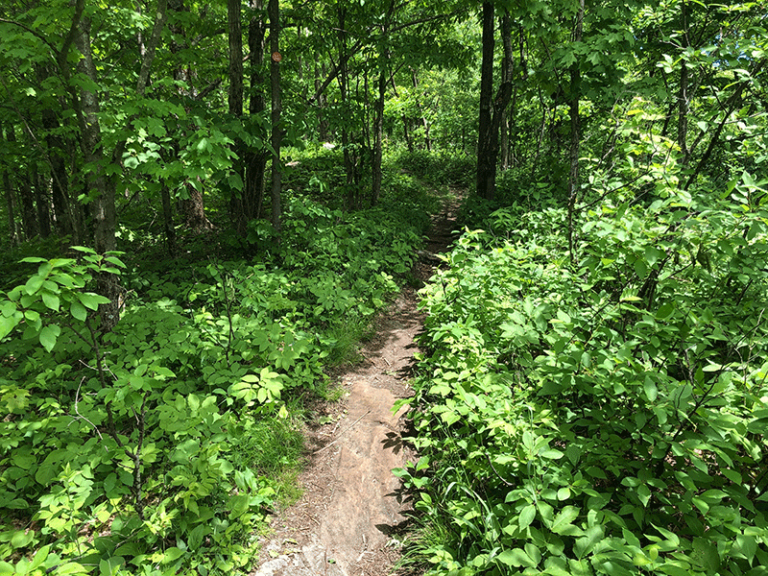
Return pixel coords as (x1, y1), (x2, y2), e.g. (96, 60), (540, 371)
(1, 0), (767, 573)
(0, 167), (432, 574)
(400, 173), (768, 574)
(398, 143), (768, 575)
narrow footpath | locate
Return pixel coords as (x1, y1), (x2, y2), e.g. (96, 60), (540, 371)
(251, 196), (458, 576)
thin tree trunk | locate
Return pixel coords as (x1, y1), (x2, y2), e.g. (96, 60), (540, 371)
(161, 185), (177, 255)
(1, 120), (19, 245)
(371, 64), (386, 206)
(6, 123), (38, 240)
(477, 6), (513, 200)
(228, 0), (245, 231)
(268, 0), (282, 233)
(567, 0), (584, 264)
(684, 80), (749, 190)
(41, 109), (75, 238)
(410, 70), (431, 152)
(245, 0), (267, 221)
(315, 62), (330, 141)
(336, 5), (356, 208)
(169, 0), (211, 232)
(34, 165), (51, 238)
(75, 14), (120, 329)
(3, 168), (18, 246)
(678, 0), (690, 164)
(476, 2), (496, 200)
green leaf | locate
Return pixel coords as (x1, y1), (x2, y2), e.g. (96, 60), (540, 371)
(637, 485), (651, 507)
(24, 274), (45, 295)
(519, 505), (536, 530)
(42, 291), (60, 311)
(79, 292), (110, 311)
(70, 300), (87, 321)
(0, 314), (20, 339)
(551, 506), (582, 535)
(692, 537), (720, 571)
(105, 256), (126, 268)
(35, 464), (58, 486)
(160, 548), (185, 563)
(99, 557), (125, 576)
(540, 449), (564, 459)
(39, 325), (61, 352)
(496, 548), (536, 568)
(566, 445), (581, 464)
(644, 377), (658, 401)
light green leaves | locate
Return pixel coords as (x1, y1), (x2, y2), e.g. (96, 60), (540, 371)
(39, 325), (61, 352)
(551, 506), (582, 536)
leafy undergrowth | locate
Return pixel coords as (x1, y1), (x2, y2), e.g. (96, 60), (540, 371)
(0, 178), (430, 575)
(398, 182), (768, 575)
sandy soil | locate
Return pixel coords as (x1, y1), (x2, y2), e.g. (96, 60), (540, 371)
(250, 196), (458, 576)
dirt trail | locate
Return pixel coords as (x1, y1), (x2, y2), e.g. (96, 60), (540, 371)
(252, 196), (458, 576)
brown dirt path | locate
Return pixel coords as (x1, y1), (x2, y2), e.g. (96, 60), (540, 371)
(251, 194), (459, 576)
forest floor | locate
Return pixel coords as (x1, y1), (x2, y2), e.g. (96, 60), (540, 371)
(250, 192), (459, 576)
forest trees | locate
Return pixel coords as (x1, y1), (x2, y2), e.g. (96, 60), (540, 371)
(0, 0), (466, 271)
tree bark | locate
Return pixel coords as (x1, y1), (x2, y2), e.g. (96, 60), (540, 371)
(228, 0), (245, 231)
(33, 164), (51, 238)
(161, 185), (177, 255)
(371, 64), (386, 206)
(336, 5), (357, 208)
(3, 168), (18, 246)
(1, 121), (19, 246)
(168, 0), (213, 233)
(410, 70), (432, 152)
(245, 0), (267, 221)
(40, 108), (75, 238)
(677, 0), (690, 164)
(476, 2), (496, 200)
(5, 123), (38, 240)
(268, 0), (282, 234)
(75, 14), (120, 329)
(567, 0), (584, 264)
(477, 6), (513, 200)
(315, 62), (330, 141)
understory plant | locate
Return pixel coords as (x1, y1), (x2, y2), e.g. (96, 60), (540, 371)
(0, 189), (427, 575)
(399, 172), (768, 576)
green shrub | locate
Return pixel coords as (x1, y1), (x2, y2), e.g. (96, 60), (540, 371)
(400, 182), (768, 575)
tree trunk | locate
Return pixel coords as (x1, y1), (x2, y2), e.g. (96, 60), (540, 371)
(167, 0), (212, 233)
(161, 185), (177, 256)
(336, 5), (356, 208)
(476, 2), (496, 200)
(6, 123), (38, 240)
(34, 165), (51, 238)
(500, 108), (510, 170)
(245, 0), (267, 221)
(228, 0), (246, 231)
(371, 64), (386, 207)
(1, 121), (19, 246)
(477, 6), (513, 200)
(268, 0), (282, 233)
(75, 15), (120, 329)
(315, 62), (330, 141)
(567, 0), (584, 264)
(410, 70), (432, 152)
(677, 0), (690, 164)
(3, 168), (18, 246)
(42, 117), (75, 238)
